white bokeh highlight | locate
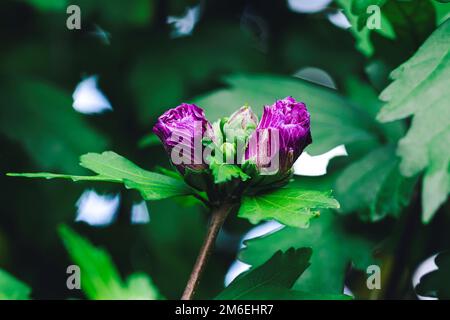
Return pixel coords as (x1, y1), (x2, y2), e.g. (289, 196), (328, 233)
(412, 254), (439, 300)
(167, 5), (201, 38)
(343, 286), (354, 297)
(294, 145), (348, 176)
(90, 25), (111, 45)
(287, 0), (332, 13)
(131, 201), (151, 224)
(327, 10), (352, 29)
(75, 189), (120, 226)
(72, 75), (112, 114)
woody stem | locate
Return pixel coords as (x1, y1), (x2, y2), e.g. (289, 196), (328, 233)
(181, 202), (235, 300)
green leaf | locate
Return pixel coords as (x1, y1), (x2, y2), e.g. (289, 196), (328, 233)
(335, 145), (416, 221)
(377, 20), (450, 222)
(433, 1), (450, 25)
(349, 0), (434, 47)
(421, 130), (450, 222)
(23, 0), (68, 11)
(336, 0), (395, 56)
(0, 269), (31, 300)
(193, 73), (378, 156)
(8, 151), (195, 201)
(218, 248), (312, 299)
(217, 248), (350, 300)
(122, 273), (162, 300)
(0, 79), (108, 173)
(344, 76), (405, 142)
(377, 19), (449, 121)
(209, 158), (250, 184)
(336, 0), (375, 55)
(238, 187), (340, 228)
(138, 134), (161, 148)
(239, 212), (375, 294)
(416, 251), (450, 299)
(73, 0), (155, 27)
(59, 225), (161, 300)
(382, 0), (436, 47)
(351, 0), (387, 16)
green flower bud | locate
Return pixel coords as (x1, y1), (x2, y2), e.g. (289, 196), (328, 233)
(223, 105), (258, 144)
(220, 142), (236, 160)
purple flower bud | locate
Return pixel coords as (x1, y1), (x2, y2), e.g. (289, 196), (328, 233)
(245, 97), (312, 173)
(153, 103), (213, 173)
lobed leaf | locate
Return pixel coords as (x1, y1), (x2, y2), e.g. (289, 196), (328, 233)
(8, 151), (195, 201)
(377, 20), (450, 222)
(238, 187), (340, 228)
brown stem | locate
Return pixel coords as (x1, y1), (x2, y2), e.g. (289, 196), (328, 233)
(181, 202), (235, 300)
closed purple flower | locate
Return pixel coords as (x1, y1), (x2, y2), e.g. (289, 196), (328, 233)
(245, 97), (312, 173)
(153, 103), (213, 173)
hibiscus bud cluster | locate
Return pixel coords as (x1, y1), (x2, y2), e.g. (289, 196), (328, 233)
(153, 97), (312, 196)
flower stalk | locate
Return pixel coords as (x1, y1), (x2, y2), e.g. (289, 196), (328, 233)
(181, 202), (236, 300)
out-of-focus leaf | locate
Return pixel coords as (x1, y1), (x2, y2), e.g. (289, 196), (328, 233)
(433, 1), (450, 24)
(342, 0), (437, 60)
(350, 0), (435, 45)
(122, 273), (161, 300)
(193, 73), (378, 156)
(130, 24), (265, 124)
(335, 145), (416, 221)
(238, 187), (339, 228)
(59, 225), (161, 300)
(22, 0), (67, 11)
(416, 251), (450, 299)
(0, 79), (108, 173)
(351, 0), (391, 32)
(351, 0), (387, 16)
(218, 248), (351, 300)
(367, 0), (437, 79)
(239, 212), (375, 294)
(281, 18), (366, 82)
(336, 0), (374, 55)
(74, 0), (155, 27)
(381, 0), (436, 49)
(219, 248), (312, 299)
(377, 20), (450, 222)
(22, 0), (154, 26)
(8, 151), (196, 201)
(0, 269), (31, 300)
(337, 0), (395, 55)
(138, 134), (161, 148)
(344, 76), (405, 142)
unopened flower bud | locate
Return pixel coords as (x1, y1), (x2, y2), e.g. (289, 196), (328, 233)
(153, 103), (214, 173)
(223, 105), (258, 144)
(245, 97), (312, 174)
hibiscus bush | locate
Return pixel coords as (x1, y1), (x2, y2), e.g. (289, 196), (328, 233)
(0, 0), (449, 300)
